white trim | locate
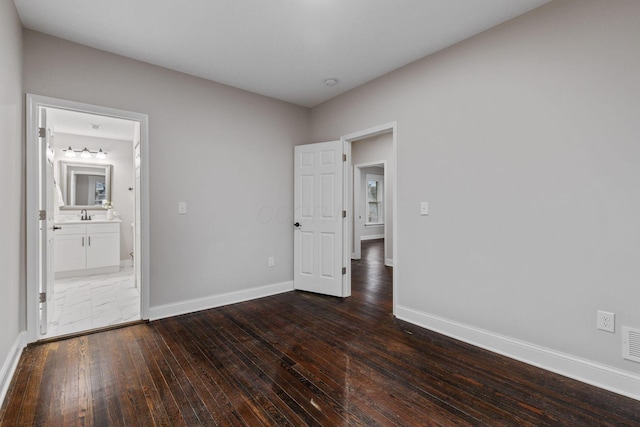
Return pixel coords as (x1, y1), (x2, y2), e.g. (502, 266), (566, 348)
(120, 259), (133, 267)
(342, 122), (398, 316)
(385, 258), (394, 267)
(0, 332), (27, 405)
(396, 305), (640, 401)
(342, 140), (352, 298)
(361, 234), (384, 241)
(26, 94), (151, 344)
(149, 281), (294, 321)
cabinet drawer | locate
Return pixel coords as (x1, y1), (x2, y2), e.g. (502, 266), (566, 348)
(88, 223), (120, 234)
(53, 224), (86, 235)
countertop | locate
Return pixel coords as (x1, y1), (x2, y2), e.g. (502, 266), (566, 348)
(54, 218), (122, 225)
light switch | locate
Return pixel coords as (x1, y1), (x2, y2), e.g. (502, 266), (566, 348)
(420, 202), (429, 216)
(178, 202), (187, 214)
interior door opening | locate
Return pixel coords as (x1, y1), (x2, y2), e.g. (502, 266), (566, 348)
(352, 161), (387, 262)
(26, 94), (150, 343)
(342, 123), (397, 314)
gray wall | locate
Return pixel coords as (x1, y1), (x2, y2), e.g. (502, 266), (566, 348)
(0, 0), (24, 382)
(310, 0), (640, 373)
(24, 30), (310, 308)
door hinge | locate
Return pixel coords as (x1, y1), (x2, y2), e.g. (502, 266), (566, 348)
(342, 210), (347, 218)
(39, 210), (46, 220)
(39, 292), (47, 303)
(343, 154), (347, 162)
(342, 267), (347, 275)
(38, 127), (46, 138)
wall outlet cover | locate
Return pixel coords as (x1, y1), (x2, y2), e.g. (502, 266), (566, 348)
(597, 310), (615, 333)
(420, 201), (429, 216)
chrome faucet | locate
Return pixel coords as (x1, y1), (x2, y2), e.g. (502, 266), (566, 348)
(80, 209), (88, 220)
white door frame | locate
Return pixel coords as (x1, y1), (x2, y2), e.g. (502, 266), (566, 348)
(353, 161), (387, 260)
(26, 94), (151, 343)
(341, 122), (398, 315)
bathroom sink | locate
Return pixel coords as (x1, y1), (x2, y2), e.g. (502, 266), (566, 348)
(54, 216), (121, 225)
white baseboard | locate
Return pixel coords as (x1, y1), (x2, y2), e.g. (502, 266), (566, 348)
(385, 258), (394, 267)
(396, 305), (640, 401)
(149, 281), (294, 321)
(361, 234), (384, 241)
(0, 331), (27, 406)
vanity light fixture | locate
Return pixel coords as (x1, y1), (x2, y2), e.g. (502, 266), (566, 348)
(63, 146), (108, 159)
(64, 146), (77, 157)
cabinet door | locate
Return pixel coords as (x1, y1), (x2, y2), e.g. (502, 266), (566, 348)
(86, 232), (120, 269)
(54, 234), (87, 272)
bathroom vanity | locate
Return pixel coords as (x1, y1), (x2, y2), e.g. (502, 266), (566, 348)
(54, 219), (121, 278)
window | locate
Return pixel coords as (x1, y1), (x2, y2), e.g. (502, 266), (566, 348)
(366, 174), (384, 225)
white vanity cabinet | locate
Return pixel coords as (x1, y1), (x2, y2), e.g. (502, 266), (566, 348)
(54, 221), (120, 278)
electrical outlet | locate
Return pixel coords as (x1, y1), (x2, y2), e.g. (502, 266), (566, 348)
(420, 201), (429, 216)
(597, 310), (615, 333)
(178, 202), (187, 215)
(268, 256), (275, 267)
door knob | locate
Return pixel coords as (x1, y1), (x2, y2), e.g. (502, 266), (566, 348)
(294, 222), (301, 228)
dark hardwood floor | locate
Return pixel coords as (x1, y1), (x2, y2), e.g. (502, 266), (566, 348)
(2, 239), (639, 425)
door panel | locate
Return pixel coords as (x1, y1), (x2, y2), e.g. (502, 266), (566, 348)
(294, 141), (344, 297)
(38, 108), (55, 334)
(54, 234), (86, 272)
(87, 233), (120, 269)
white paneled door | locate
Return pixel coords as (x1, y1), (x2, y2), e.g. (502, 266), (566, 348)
(294, 141), (345, 297)
(39, 108), (55, 334)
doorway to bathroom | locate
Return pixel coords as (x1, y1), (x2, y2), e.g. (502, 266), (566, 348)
(26, 94), (150, 343)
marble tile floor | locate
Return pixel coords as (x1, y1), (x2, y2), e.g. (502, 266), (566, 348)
(41, 267), (140, 339)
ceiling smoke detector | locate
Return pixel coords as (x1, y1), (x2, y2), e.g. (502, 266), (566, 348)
(324, 78), (338, 87)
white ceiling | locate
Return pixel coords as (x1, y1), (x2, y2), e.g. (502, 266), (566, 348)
(48, 108), (136, 141)
(15, 0), (550, 107)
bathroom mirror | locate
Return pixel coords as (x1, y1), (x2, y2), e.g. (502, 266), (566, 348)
(60, 161), (113, 209)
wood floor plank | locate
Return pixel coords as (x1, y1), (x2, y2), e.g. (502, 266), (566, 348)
(210, 312), (355, 426)
(44, 341), (69, 425)
(220, 298), (468, 426)
(166, 315), (299, 426)
(228, 296), (481, 426)
(137, 322), (204, 426)
(192, 316), (317, 426)
(104, 327), (152, 426)
(88, 331), (127, 426)
(6, 343), (49, 425)
(2, 239), (640, 426)
(123, 326), (175, 426)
